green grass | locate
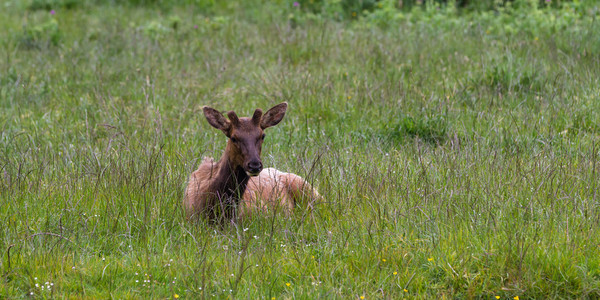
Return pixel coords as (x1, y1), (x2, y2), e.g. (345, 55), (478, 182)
(1, 1), (600, 298)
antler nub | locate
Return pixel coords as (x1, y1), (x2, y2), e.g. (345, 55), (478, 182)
(227, 111), (240, 126)
(252, 109), (263, 125)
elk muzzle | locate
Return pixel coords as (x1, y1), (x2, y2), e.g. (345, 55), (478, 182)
(246, 160), (263, 176)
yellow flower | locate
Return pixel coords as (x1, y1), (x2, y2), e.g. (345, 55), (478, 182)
(360, 296), (365, 299)
(534, 37), (539, 41)
(272, 298), (276, 300)
(352, 12), (357, 17)
(381, 259), (386, 262)
(174, 294), (179, 299)
(347, 96), (352, 100)
(514, 297), (519, 300)
(403, 289), (408, 292)
(427, 257), (434, 262)
(393, 271), (397, 275)
(495, 297), (500, 299)
(286, 282), (291, 287)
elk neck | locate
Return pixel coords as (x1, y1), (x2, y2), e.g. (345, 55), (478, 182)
(211, 142), (251, 204)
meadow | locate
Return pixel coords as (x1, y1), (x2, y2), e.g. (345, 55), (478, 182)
(1, 0), (600, 298)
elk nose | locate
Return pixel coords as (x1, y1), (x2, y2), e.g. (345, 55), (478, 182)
(247, 161), (263, 175)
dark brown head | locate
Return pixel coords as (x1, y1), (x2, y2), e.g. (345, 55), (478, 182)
(202, 103), (288, 176)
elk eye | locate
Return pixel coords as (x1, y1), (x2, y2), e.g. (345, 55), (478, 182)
(230, 137), (238, 143)
(261, 133), (266, 140)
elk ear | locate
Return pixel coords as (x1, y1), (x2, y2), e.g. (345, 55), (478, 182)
(203, 106), (231, 136)
(260, 102), (287, 129)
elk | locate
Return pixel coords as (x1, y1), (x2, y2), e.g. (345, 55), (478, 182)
(184, 102), (320, 223)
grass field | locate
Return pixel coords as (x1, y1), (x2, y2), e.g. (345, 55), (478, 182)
(1, 0), (600, 298)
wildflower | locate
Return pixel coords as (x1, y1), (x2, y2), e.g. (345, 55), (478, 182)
(174, 294), (179, 298)
(293, 2), (299, 7)
(194, 25), (198, 29)
(352, 12), (357, 17)
(403, 289), (408, 292)
(495, 297), (500, 299)
(514, 297), (519, 300)
(286, 282), (291, 287)
(427, 257), (434, 262)
(347, 96), (352, 100)
(50, 10), (55, 15)
(393, 271), (398, 275)
(360, 296), (365, 299)
(382, 259), (386, 262)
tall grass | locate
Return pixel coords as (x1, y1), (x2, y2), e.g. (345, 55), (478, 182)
(1, 1), (599, 298)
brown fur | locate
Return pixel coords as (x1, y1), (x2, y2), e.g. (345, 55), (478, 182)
(183, 103), (320, 223)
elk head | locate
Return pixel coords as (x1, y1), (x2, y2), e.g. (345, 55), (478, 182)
(202, 102), (288, 176)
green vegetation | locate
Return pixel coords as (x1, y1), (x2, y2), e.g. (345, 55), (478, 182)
(1, 0), (599, 298)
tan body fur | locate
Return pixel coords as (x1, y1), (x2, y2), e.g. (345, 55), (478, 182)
(184, 158), (319, 220)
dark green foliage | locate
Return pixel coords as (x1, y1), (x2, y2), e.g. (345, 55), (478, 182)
(483, 64), (543, 93)
(19, 19), (61, 49)
(28, 0), (81, 11)
(384, 114), (448, 145)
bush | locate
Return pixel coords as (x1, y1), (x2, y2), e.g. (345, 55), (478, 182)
(28, 0), (81, 11)
(19, 18), (61, 49)
(383, 114), (449, 145)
